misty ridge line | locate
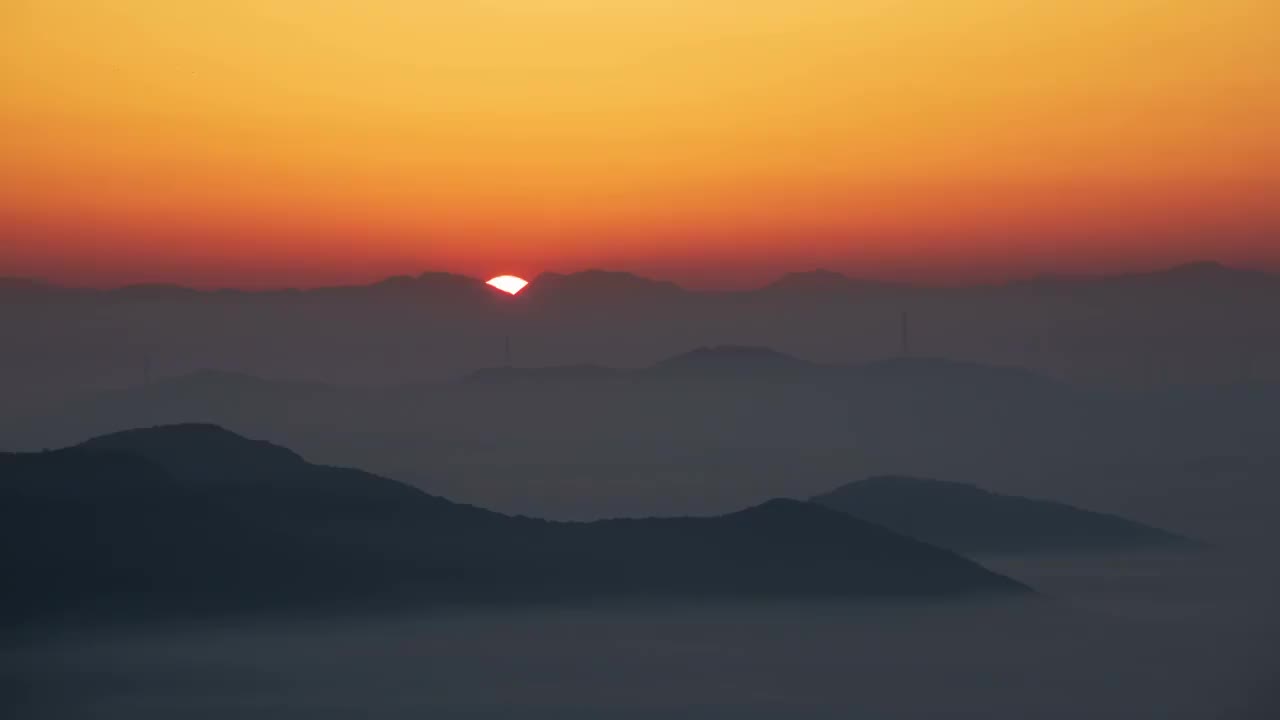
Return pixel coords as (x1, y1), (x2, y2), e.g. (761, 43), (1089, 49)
(87, 346), (1279, 393)
(3, 259), (1278, 297)
(117, 347), (1049, 385)
(6, 255), (1278, 390)
(15, 337), (1271, 544)
(1, 423), (1039, 625)
(0, 420), (1209, 630)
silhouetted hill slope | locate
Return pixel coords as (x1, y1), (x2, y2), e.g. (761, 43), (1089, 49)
(75, 424), (499, 536)
(0, 426), (1027, 623)
(645, 345), (818, 378)
(308, 271), (495, 302)
(0, 447), (388, 619)
(1016, 261), (1280, 295)
(464, 346), (819, 383)
(570, 499), (1025, 597)
(462, 349), (1058, 387)
(6, 261), (1274, 302)
(0, 277), (60, 299)
(1106, 261), (1278, 291)
(813, 476), (1199, 554)
(81, 423), (322, 488)
(6, 260), (1279, 391)
(525, 270), (685, 303)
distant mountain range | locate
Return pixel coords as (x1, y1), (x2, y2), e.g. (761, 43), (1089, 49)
(468, 345), (821, 382)
(812, 476), (1200, 555)
(5, 343), (1275, 529)
(4, 261), (1277, 300)
(4, 260), (1278, 392)
(465, 345), (1063, 387)
(0, 425), (1029, 623)
(1013, 260), (1280, 292)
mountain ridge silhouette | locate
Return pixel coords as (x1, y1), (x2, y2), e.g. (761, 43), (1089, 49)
(1, 425), (1030, 624)
(812, 475), (1201, 555)
(3, 260), (1274, 298)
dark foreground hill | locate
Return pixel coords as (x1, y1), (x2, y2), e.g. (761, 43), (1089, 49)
(0, 426), (1027, 623)
(813, 476), (1199, 555)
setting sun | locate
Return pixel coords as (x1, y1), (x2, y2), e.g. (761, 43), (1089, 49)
(486, 275), (529, 295)
(2, 1), (1277, 288)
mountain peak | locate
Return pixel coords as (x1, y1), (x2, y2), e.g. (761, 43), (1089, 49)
(526, 270), (684, 299)
(813, 475), (1197, 554)
(86, 422), (247, 441)
(762, 269), (893, 294)
(648, 345), (812, 376)
(363, 272), (486, 293)
(853, 475), (988, 493)
(1158, 260), (1269, 282)
(731, 497), (811, 515)
(1020, 261), (1275, 291)
(1167, 260), (1229, 273)
(769, 269), (852, 286)
(79, 424), (307, 486)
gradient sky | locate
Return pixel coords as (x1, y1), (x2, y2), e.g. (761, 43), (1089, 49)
(2, 1), (1277, 288)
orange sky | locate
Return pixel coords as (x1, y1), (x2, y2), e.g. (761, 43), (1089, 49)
(2, 1), (1278, 288)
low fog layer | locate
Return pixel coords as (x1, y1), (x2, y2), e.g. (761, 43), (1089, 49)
(6, 554), (1277, 720)
(4, 263), (1279, 717)
(4, 351), (1276, 552)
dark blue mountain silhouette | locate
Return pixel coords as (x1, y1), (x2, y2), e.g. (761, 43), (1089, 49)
(464, 347), (1056, 387)
(812, 475), (1199, 555)
(1, 425), (1028, 623)
(464, 345), (823, 383)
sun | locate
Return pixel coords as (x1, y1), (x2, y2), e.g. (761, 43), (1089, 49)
(486, 275), (528, 295)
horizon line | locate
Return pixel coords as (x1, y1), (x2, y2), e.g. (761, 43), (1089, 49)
(4, 258), (1274, 295)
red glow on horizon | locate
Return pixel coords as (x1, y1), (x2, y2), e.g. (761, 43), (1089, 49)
(2, 3), (1277, 290)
